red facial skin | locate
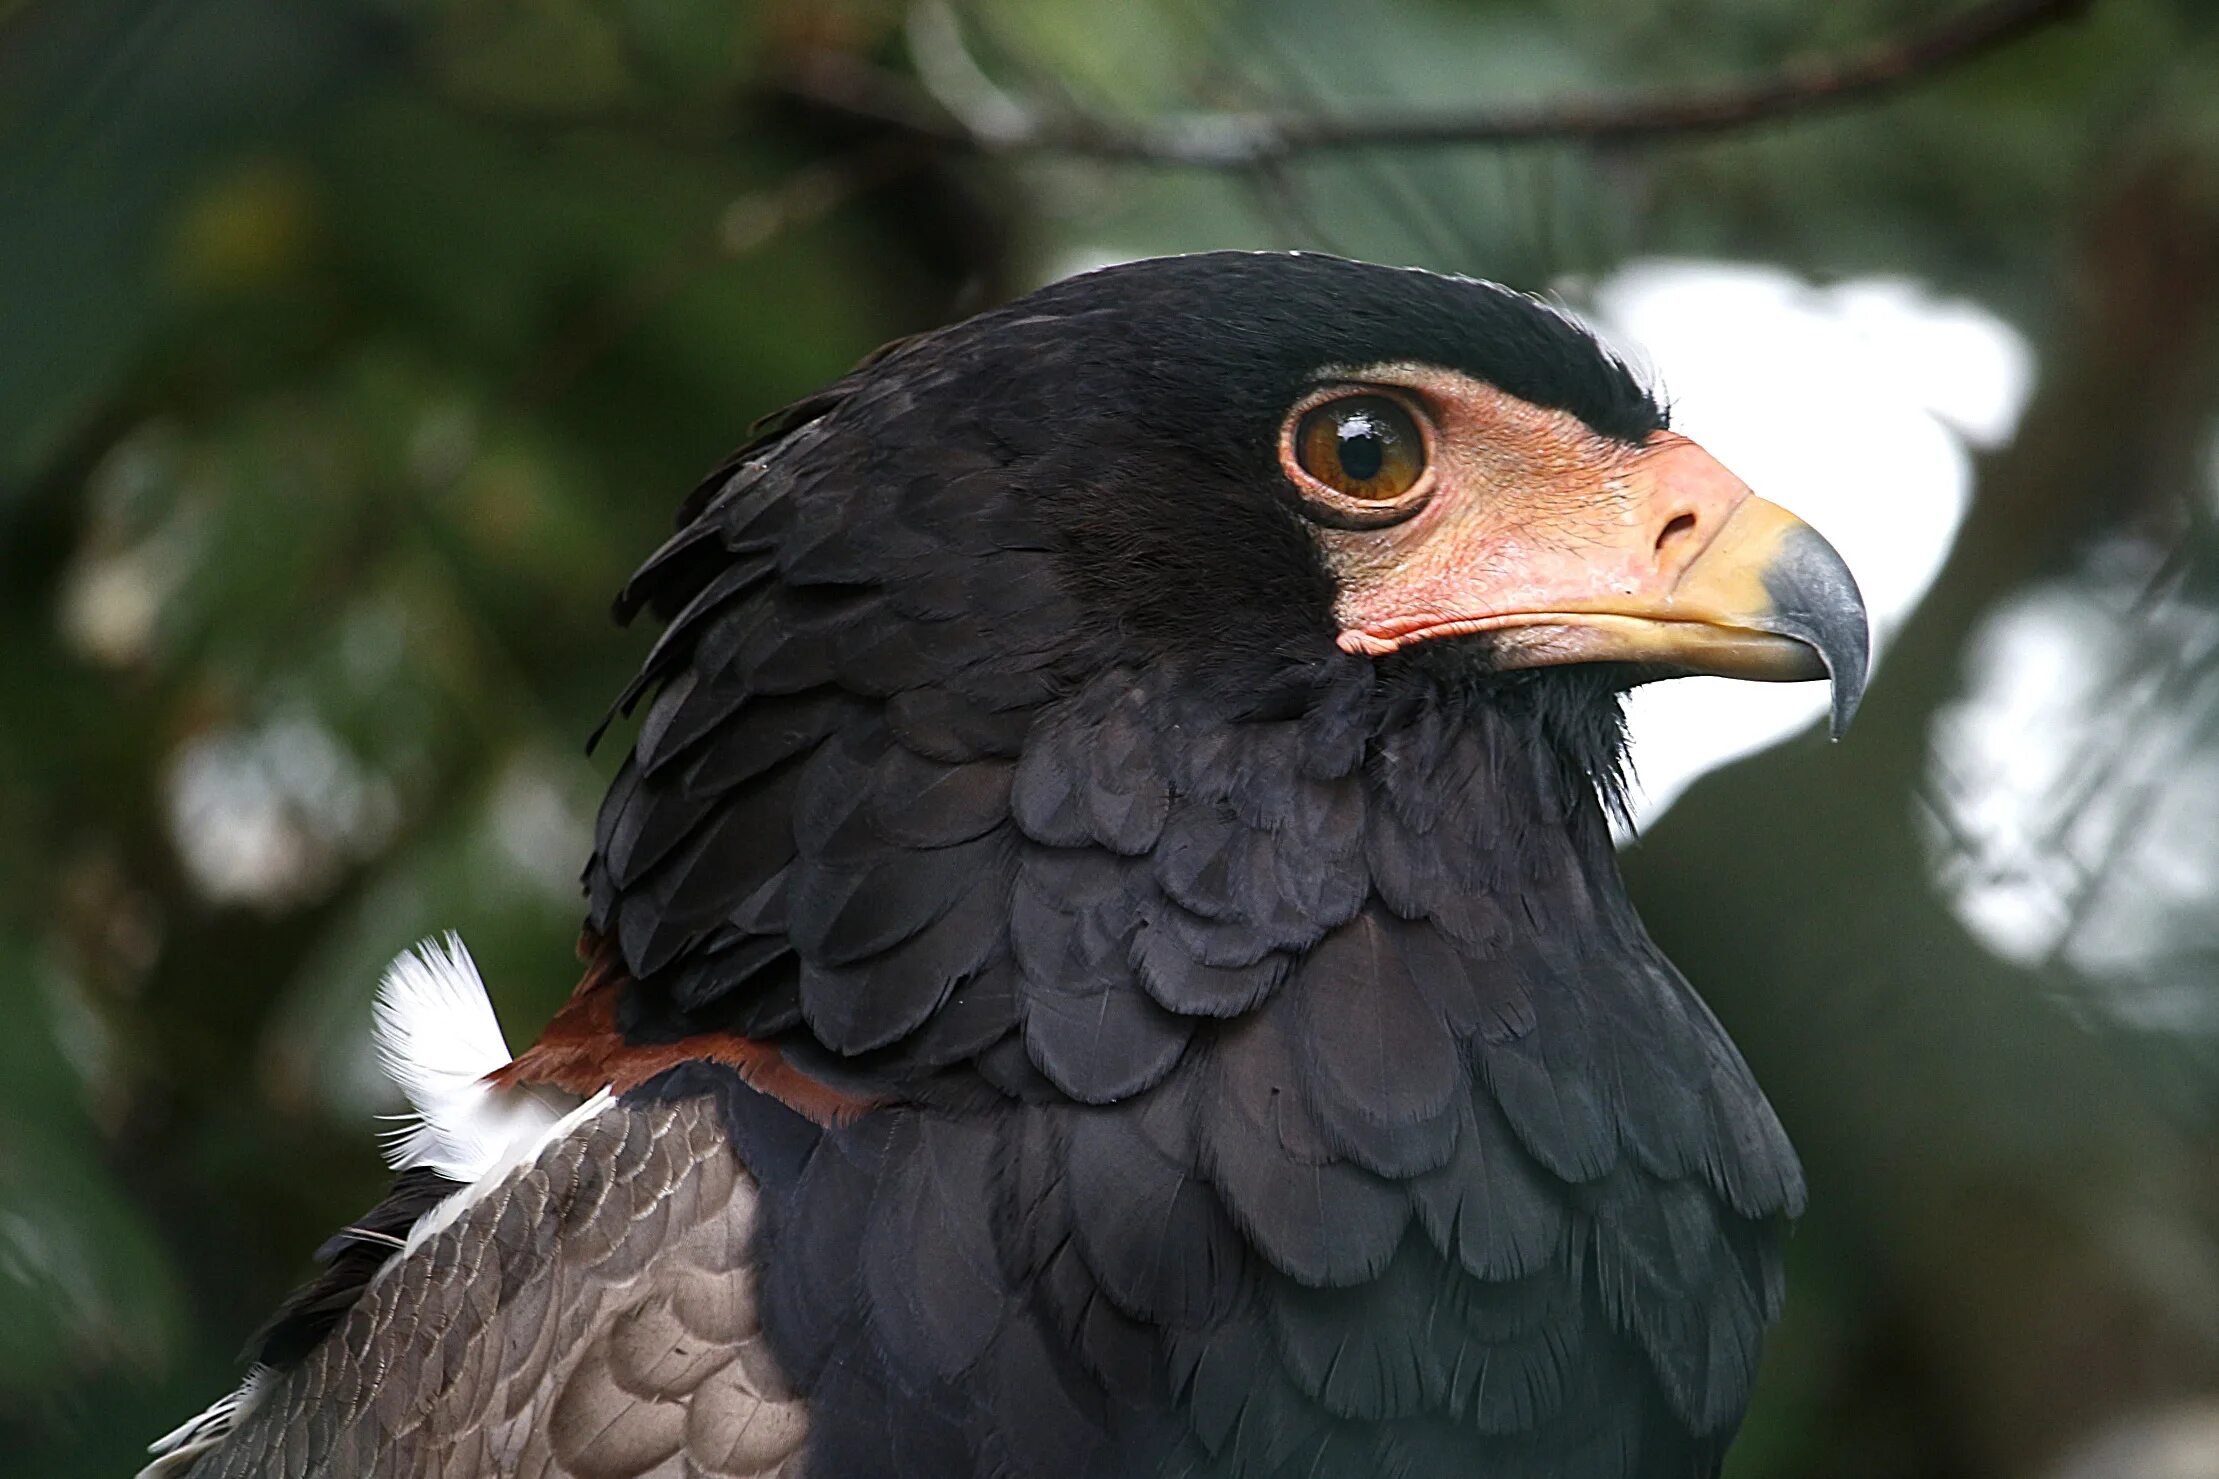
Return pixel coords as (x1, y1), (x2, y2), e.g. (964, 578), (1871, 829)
(1294, 366), (1829, 682)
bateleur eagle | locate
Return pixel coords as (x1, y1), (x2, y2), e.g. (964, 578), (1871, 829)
(149, 251), (1868, 1479)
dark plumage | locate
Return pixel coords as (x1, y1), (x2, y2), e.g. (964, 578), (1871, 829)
(161, 251), (1869, 1479)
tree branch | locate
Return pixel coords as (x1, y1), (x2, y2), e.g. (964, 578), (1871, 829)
(790, 0), (2094, 167)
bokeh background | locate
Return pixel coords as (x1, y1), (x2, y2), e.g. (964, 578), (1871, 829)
(8, 1), (2219, 1474)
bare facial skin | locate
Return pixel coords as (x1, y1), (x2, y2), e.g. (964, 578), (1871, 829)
(1285, 363), (1868, 720)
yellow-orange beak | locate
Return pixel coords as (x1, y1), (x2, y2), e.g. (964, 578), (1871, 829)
(1334, 429), (1871, 736)
(1479, 493), (1869, 736)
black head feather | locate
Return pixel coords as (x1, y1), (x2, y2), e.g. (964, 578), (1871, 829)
(928, 252), (1663, 685)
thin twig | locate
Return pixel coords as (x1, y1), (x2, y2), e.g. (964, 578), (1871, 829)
(791, 0), (2092, 167)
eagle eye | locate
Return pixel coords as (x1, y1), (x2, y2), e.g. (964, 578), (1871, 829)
(1290, 393), (1429, 508)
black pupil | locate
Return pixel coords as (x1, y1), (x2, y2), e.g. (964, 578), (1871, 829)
(1337, 411), (1388, 483)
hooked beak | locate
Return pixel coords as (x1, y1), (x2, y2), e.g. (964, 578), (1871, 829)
(1481, 493), (1870, 737)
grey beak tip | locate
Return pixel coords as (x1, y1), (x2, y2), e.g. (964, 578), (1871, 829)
(1764, 525), (1871, 741)
(1820, 602), (1871, 741)
(1827, 662), (1867, 740)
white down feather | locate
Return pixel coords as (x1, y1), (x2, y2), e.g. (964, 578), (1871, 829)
(371, 933), (569, 1182)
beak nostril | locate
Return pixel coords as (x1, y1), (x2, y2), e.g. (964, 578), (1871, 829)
(1655, 512), (1700, 566)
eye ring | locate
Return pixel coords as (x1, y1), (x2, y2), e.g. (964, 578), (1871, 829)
(1280, 387), (1436, 527)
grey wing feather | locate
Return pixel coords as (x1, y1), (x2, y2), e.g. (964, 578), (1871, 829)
(169, 1094), (809, 1479)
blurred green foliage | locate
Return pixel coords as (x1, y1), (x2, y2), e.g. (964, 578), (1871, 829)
(6, 1), (2219, 1476)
